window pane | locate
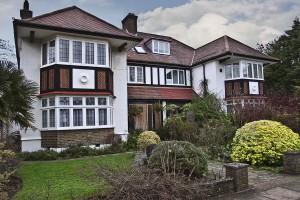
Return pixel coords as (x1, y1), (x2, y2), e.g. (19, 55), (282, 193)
(42, 43), (47, 65)
(49, 109), (55, 127)
(98, 98), (107, 105)
(85, 42), (94, 64)
(166, 70), (172, 84)
(247, 63), (253, 78)
(59, 39), (69, 62)
(159, 41), (164, 53)
(60, 109), (69, 127)
(73, 109), (83, 126)
(179, 71), (184, 84)
(42, 99), (47, 107)
(86, 97), (95, 105)
(258, 64), (263, 79)
(42, 110), (47, 128)
(99, 109), (107, 125)
(73, 97), (82, 105)
(173, 70), (178, 84)
(153, 40), (159, 53)
(109, 98), (113, 106)
(225, 65), (232, 79)
(242, 62), (247, 77)
(253, 64), (258, 78)
(129, 67), (135, 82)
(49, 40), (55, 63)
(137, 67), (143, 82)
(86, 109), (95, 126)
(73, 41), (82, 63)
(49, 97), (55, 106)
(233, 63), (240, 78)
(59, 97), (69, 105)
(97, 44), (106, 65)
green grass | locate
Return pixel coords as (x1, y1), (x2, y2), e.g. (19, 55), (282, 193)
(14, 153), (133, 200)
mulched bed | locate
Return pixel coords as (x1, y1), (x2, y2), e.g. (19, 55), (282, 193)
(2, 176), (23, 199)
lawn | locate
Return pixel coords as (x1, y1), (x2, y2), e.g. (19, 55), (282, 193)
(14, 153), (133, 200)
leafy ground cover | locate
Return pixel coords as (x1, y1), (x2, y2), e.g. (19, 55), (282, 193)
(14, 153), (133, 200)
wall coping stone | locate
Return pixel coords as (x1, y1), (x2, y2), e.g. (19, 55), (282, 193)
(224, 162), (249, 169)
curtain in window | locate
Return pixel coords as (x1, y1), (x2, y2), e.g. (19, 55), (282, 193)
(73, 109), (83, 126)
(97, 44), (106, 65)
(60, 109), (69, 127)
(99, 109), (107, 125)
(73, 41), (82, 63)
(86, 109), (95, 126)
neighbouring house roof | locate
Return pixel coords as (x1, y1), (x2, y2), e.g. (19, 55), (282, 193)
(193, 35), (279, 65)
(128, 86), (197, 100)
(14, 6), (141, 42)
(127, 32), (195, 67)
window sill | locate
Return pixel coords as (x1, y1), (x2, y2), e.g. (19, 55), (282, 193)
(41, 125), (115, 131)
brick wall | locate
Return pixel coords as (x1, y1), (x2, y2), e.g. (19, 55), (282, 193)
(41, 128), (114, 148)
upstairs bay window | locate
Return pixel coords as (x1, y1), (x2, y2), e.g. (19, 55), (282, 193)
(225, 61), (263, 80)
(128, 66), (144, 83)
(41, 96), (113, 130)
(166, 69), (185, 85)
(41, 37), (110, 68)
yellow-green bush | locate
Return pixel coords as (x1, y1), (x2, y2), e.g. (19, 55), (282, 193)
(137, 131), (160, 150)
(231, 120), (300, 166)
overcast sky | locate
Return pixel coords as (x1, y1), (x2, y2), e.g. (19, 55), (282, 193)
(0, 0), (299, 49)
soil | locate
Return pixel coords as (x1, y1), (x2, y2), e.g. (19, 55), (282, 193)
(2, 176), (23, 199)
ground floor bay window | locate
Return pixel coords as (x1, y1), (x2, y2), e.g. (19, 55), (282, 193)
(41, 95), (113, 130)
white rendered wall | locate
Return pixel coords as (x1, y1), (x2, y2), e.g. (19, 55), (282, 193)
(186, 70), (191, 86)
(192, 61), (225, 99)
(18, 38), (43, 152)
(113, 49), (129, 137)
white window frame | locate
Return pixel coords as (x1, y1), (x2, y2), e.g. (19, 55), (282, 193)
(40, 96), (114, 130)
(166, 69), (185, 85)
(151, 40), (170, 55)
(41, 36), (111, 68)
(128, 66), (144, 83)
(225, 61), (264, 80)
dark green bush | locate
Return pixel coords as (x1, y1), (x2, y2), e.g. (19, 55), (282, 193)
(148, 141), (208, 178)
(18, 149), (59, 161)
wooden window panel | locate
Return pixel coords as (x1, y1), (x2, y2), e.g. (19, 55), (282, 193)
(48, 69), (55, 90)
(41, 70), (48, 91)
(60, 68), (70, 89)
(97, 71), (106, 90)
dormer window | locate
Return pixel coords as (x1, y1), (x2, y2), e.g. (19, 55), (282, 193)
(147, 39), (170, 55)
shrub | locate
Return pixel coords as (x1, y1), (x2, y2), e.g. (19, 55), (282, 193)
(148, 141), (208, 178)
(231, 120), (300, 166)
(137, 131), (160, 150)
(18, 149), (59, 161)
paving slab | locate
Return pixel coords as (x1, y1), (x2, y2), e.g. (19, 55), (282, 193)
(282, 180), (300, 193)
(260, 187), (300, 200)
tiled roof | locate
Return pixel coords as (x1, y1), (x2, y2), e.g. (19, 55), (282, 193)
(193, 35), (279, 65)
(127, 32), (195, 67)
(16, 6), (140, 40)
(128, 86), (197, 100)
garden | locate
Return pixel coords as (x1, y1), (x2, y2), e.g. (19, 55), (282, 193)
(1, 91), (300, 199)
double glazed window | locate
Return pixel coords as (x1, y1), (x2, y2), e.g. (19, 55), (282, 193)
(41, 37), (109, 67)
(128, 66), (144, 83)
(41, 96), (113, 130)
(225, 62), (263, 80)
(166, 69), (185, 85)
(149, 40), (170, 55)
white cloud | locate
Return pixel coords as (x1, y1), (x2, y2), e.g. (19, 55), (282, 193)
(138, 0), (300, 48)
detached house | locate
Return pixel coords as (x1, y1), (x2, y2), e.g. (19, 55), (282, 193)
(13, 1), (278, 152)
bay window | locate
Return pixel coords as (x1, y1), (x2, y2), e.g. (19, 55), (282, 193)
(41, 96), (113, 130)
(41, 36), (110, 67)
(225, 61), (263, 80)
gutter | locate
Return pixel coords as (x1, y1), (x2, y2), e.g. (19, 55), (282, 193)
(13, 19), (20, 69)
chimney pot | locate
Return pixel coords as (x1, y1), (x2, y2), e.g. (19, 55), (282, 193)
(122, 13), (138, 34)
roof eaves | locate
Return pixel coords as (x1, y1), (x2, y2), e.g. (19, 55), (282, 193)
(14, 20), (143, 42)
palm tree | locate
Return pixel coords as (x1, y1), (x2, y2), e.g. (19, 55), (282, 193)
(0, 60), (38, 139)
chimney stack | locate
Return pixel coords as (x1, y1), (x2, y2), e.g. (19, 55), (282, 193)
(122, 13), (138, 35)
(20, 0), (32, 19)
